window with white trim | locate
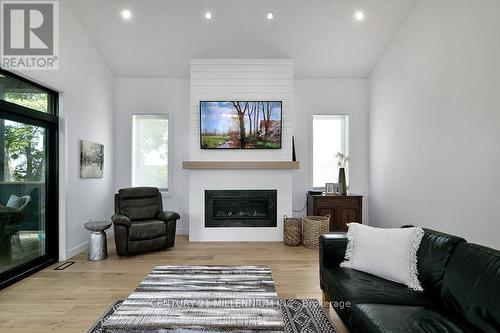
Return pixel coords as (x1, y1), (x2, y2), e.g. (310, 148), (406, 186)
(312, 115), (349, 189)
(132, 114), (169, 191)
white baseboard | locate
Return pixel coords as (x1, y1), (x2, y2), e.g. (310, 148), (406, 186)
(66, 240), (88, 259)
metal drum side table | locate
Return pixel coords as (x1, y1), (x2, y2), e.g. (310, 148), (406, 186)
(84, 221), (111, 261)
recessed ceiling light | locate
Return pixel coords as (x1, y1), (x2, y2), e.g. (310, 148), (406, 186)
(266, 12), (275, 20)
(121, 9), (132, 20)
(354, 10), (365, 21)
(204, 12), (213, 20)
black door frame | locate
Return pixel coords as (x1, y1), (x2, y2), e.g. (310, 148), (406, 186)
(0, 68), (59, 289)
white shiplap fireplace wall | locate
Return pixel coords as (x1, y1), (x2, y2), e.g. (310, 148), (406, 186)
(188, 59), (294, 241)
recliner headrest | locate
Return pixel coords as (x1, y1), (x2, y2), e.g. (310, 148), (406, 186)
(118, 187), (159, 199)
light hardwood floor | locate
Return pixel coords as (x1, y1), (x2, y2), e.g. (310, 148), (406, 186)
(0, 236), (348, 333)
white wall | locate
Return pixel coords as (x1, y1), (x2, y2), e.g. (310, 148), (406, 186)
(16, 0), (115, 259)
(190, 59), (294, 161)
(369, 0), (500, 248)
(114, 78), (190, 234)
(188, 59), (294, 241)
(294, 80), (369, 222)
(114, 76), (370, 233)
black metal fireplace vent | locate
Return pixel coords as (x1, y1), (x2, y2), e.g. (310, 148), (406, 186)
(205, 190), (277, 228)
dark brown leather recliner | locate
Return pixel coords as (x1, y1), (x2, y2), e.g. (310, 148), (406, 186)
(111, 187), (180, 256)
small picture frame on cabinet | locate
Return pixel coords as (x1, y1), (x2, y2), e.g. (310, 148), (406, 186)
(325, 183), (335, 195)
(333, 183), (341, 195)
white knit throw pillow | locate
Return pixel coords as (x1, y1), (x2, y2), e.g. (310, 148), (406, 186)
(340, 224), (424, 291)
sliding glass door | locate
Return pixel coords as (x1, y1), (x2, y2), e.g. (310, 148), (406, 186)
(0, 70), (58, 288)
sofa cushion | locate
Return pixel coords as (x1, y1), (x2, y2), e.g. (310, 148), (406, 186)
(322, 267), (431, 307)
(414, 228), (466, 294)
(129, 220), (166, 241)
(441, 243), (500, 333)
(6, 194), (23, 209)
(118, 187), (161, 220)
(350, 304), (474, 333)
(340, 224), (425, 291)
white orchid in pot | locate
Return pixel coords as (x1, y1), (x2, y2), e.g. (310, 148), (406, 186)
(336, 152), (350, 195)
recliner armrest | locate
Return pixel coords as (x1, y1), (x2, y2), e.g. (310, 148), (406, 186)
(157, 211), (180, 222)
(320, 233), (348, 269)
(112, 214), (131, 226)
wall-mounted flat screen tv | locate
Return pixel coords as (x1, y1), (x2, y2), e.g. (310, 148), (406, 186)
(200, 101), (282, 149)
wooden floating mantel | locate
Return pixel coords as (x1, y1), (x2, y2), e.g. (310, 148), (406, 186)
(183, 161), (300, 170)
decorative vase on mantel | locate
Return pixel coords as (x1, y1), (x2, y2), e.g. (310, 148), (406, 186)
(338, 167), (347, 195)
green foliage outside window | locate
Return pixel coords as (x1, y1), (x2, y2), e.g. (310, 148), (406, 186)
(4, 92), (47, 113)
(1, 93), (47, 182)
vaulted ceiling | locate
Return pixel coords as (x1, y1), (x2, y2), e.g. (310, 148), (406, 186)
(68, 0), (417, 78)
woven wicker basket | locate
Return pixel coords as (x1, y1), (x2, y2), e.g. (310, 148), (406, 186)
(302, 215), (330, 249)
(283, 215), (302, 246)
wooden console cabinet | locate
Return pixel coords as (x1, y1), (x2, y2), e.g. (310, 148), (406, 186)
(306, 193), (363, 231)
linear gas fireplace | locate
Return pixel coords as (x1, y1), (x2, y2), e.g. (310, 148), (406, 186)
(205, 190), (277, 228)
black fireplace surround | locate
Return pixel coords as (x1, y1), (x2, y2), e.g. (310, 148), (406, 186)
(205, 190), (277, 227)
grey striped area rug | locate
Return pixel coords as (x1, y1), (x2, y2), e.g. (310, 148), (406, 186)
(102, 265), (283, 332)
(89, 299), (336, 333)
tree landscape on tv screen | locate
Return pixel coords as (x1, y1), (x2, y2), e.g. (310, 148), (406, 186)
(200, 101), (282, 149)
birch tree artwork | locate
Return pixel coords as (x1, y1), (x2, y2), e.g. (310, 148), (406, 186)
(80, 140), (104, 178)
(200, 101), (282, 149)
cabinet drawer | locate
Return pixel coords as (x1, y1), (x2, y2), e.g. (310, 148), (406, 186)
(314, 197), (359, 206)
(316, 196), (358, 201)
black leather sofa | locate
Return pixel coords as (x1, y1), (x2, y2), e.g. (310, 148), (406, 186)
(319, 228), (500, 333)
(112, 187), (180, 256)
